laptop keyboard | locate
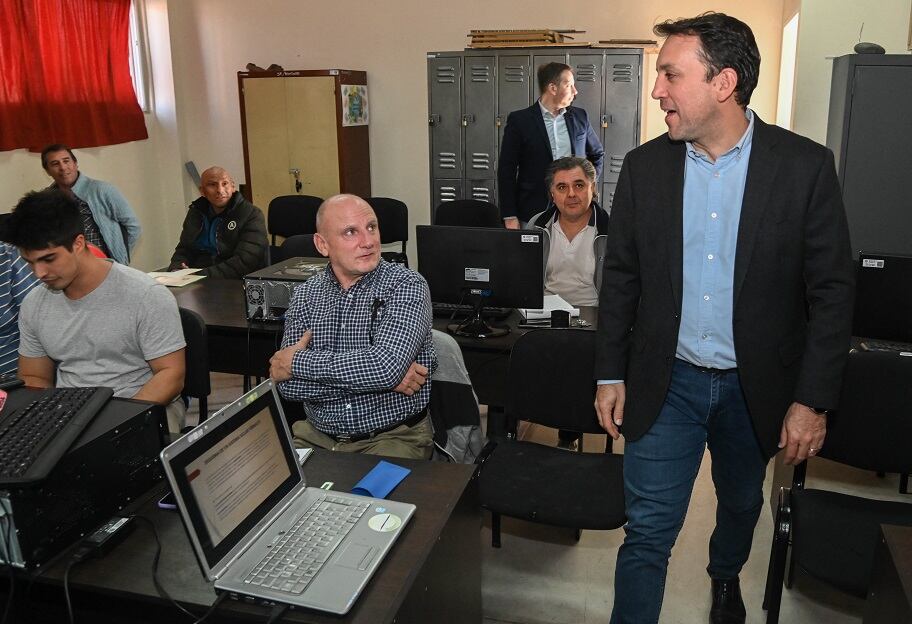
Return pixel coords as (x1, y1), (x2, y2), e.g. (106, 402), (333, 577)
(243, 495), (371, 594)
(859, 339), (912, 353)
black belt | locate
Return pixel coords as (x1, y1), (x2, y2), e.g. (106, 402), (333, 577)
(323, 407), (428, 443)
(678, 358), (738, 375)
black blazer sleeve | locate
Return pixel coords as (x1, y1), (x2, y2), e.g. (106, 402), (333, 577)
(497, 110), (523, 220)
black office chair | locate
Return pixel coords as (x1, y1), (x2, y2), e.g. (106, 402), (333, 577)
(763, 350), (912, 623)
(366, 197), (409, 266)
(433, 199), (503, 228)
(179, 307), (211, 422)
(475, 328), (625, 548)
(267, 195), (322, 263)
(276, 234), (320, 262)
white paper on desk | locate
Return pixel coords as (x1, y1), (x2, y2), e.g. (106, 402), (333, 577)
(148, 268), (205, 287)
(519, 294), (580, 321)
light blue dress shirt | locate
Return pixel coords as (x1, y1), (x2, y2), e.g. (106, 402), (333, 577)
(599, 109), (755, 384)
(676, 109), (754, 370)
(539, 101), (571, 160)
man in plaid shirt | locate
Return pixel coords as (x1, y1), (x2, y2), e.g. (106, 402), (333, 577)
(269, 194), (437, 459)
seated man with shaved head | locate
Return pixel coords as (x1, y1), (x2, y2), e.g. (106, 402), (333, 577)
(269, 194), (437, 460)
(169, 167), (268, 279)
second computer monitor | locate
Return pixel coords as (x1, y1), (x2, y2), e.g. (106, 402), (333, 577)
(416, 225), (544, 310)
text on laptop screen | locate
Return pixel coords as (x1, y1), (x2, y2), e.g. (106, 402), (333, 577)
(185, 405), (290, 548)
(166, 387), (301, 569)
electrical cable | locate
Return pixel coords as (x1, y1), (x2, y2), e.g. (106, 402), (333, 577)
(130, 515), (198, 620)
(191, 592), (227, 624)
(264, 603), (289, 624)
(0, 509), (15, 624)
(62, 558), (77, 624)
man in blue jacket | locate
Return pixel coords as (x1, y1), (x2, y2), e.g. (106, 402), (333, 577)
(41, 144), (141, 265)
(497, 63), (605, 228)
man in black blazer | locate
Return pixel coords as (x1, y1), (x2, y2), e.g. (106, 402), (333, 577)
(497, 62), (604, 228)
(594, 14), (854, 624)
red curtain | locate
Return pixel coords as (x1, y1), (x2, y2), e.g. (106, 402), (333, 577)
(0, 0), (148, 152)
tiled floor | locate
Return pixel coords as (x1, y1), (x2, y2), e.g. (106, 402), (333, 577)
(191, 374), (906, 624)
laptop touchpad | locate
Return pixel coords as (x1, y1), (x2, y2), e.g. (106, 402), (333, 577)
(335, 543), (377, 571)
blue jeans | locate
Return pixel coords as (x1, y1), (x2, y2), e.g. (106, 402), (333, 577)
(610, 359), (768, 624)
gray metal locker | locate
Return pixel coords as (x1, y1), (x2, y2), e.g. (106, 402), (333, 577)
(428, 56), (463, 180)
(428, 47), (642, 213)
(496, 54), (532, 149)
(570, 53), (604, 155)
(603, 54), (641, 184)
(602, 182), (617, 215)
(463, 57), (496, 181)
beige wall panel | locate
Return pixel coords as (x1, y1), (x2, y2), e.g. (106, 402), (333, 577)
(285, 76), (340, 200)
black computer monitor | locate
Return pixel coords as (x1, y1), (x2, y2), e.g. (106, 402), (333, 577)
(416, 225), (543, 338)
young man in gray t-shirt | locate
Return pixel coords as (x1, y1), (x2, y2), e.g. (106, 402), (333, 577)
(1, 189), (186, 428)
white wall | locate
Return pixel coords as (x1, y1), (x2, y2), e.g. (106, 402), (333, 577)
(791, 0), (912, 143)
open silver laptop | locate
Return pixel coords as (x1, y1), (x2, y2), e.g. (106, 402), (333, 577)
(159, 379), (416, 614)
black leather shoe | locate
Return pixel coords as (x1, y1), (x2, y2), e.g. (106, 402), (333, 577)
(710, 578), (746, 624)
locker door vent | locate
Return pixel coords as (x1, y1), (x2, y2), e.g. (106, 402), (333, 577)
(471, 186), (493, 200)
(436, 66), (458, 84)
(575, 64), (598, 82)
(612, 64), (633, 83)
(439, 186), (458, 201)
(437, 152), (458, 169)
(470, 65), (492, 83)
(471, 154), (492, 170)
(609, 155), (624, 173)
(503, 64), (526, 83)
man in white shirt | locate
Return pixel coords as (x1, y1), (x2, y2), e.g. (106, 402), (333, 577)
(528, 156), (609, 308)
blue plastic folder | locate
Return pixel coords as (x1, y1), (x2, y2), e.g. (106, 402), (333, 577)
(351, 460), (411, 499)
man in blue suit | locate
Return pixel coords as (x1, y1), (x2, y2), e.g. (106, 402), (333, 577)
(497, 62), (605, 228)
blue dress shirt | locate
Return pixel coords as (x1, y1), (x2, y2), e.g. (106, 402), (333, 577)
(676, 109), (755, 369)
(539, 101), (571, 160)
(599, 109), (755, 384)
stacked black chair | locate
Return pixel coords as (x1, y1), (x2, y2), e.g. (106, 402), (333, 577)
(178, 307), (211, 422)
(763, 350), (912, 623)
(365, 197), (409, 266)
(433, 199), (503, 228)
(267, 195), (322, 263)
(277, 234), (320, 262)
(475, 328), (625, 547)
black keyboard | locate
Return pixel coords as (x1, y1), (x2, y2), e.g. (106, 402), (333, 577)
(0, 387), (113, 484)
(432, 302), (512, 320)
(859, 339), (912, 353)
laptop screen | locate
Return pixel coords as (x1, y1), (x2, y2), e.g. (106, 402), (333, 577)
(163, 383), (301, 570)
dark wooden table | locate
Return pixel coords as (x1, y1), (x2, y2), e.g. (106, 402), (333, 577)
(12, 449), (480, 623)
(864, 524), (912, 624)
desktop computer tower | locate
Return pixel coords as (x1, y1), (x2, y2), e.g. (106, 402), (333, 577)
(0, 395), (164, 569)
(244, 256), (328, 321)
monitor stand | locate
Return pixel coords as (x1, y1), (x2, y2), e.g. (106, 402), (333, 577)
(447, 297), (509, 339)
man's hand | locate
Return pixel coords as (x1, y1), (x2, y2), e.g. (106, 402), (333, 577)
(269, 331), (312, 382)
(504, 217), (520, 230)
(778, 402), (827, 465)
(394, 362), (429, 396)
(595, 383), (625, 440)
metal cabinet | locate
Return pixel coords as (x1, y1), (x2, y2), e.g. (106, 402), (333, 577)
(428, 47), (642, 219)
(826, 54), (912, 258)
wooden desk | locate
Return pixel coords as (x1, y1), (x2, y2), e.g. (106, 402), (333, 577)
(865, 524), (912, 624)
(171, 278), (279, 378)
(434, 307), (598, 408)
(14, 450), (481, 623)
